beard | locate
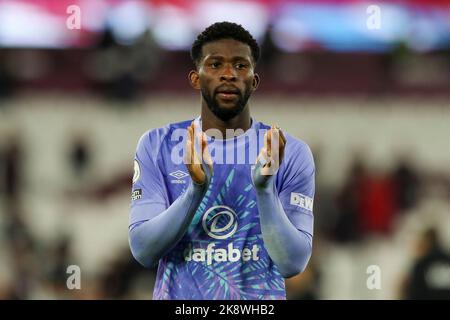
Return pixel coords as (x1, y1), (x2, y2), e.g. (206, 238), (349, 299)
(201, 87), (252, 122)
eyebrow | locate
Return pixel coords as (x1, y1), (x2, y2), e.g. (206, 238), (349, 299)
(205, 55), (251, 62)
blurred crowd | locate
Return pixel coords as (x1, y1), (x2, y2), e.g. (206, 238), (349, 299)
(1, 26), (450, 103)
(0, 132), (149, 299)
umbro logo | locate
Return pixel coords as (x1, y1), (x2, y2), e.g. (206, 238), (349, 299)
(169, 170), (189, 184)
(169, 170), (189, 179)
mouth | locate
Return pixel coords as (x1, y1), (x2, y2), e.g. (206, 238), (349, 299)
(215, 87), (240, 101)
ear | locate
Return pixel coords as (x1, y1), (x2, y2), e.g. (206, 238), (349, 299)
(188, 70), (200, 90)
(252, 73), (260, 91)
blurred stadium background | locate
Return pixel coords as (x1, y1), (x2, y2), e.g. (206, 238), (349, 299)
(1, 0), (450, 299)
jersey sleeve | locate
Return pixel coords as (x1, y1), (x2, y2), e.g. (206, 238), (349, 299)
(276, 137), (315, 236)
(130, 130), (169, 227)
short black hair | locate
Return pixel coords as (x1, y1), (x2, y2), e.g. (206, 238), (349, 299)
(190, 21), (260, 67)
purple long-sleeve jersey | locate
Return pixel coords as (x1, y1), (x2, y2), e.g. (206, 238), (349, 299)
(129, 116), (315, 299)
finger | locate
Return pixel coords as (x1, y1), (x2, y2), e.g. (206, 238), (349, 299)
(190, 124), (200, 165)
(260, 148), (272, 176)
(256, 147), (269, 166)
(274, 127), (286, 163)
(185, 125), (193, 165)
(190, 123), (201, 165)
(201, 131), (206, 156)
(280, 130), (286, 162)
(271, 129), (280, 164)
(278, 128), (286, 145)
(201, 132), (213, 167)
(279, 138), (285, 163)
(200, 132), (205, 162)
(272, 128), (280, 148)
(190, 125), (196, 164)
(193, 134), (202, 166)
(263, 130), (268, 149)
(266, 128), (272, 157)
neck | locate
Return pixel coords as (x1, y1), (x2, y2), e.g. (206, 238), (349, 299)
(201, 103), (251, 137)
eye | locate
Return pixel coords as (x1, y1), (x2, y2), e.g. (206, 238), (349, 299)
(210, 62), (221, 68)
(235, 63), (248, 70)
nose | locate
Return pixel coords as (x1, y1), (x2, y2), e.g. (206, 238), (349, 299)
(220, 65), (237, 82)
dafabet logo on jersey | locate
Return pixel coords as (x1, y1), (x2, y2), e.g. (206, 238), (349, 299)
(183, 205), (260, 265)
(290, 192), (314, 211)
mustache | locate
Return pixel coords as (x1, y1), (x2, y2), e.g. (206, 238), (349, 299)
(214, 86), (242, 97)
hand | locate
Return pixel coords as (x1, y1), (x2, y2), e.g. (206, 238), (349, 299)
(252, 125), (286, 190)
(185, 122), (213, 186)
